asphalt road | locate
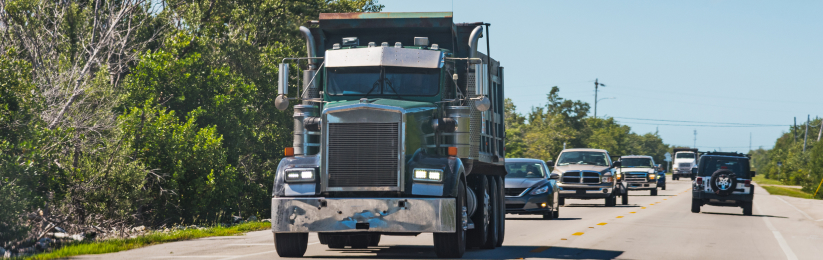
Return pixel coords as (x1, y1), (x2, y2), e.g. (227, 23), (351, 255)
(73, 176), (823, 259)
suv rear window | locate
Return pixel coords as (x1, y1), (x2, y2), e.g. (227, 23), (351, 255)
(698, 156), (750, 178)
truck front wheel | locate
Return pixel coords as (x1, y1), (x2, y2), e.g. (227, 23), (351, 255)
(433, 178), (467, 258)
(622, 193), (629, 205)
(481, 176), (499, 249)
(495, 176), (506, 247)
(467, 176), (489, 248)
(651, 189), (658, 196)
(274, 233), (308, 257)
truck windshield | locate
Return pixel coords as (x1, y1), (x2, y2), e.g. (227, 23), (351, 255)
(676, 153), (695, 159)
(557, 152), (610, 166)
(699, 157), (750, 178)
(326, 66), (440, 96)
(621, 158), (653, 168)
(505, 162), (546, 178)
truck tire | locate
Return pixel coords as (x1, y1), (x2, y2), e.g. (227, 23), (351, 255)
(552, 205), (560, 219)
(327, 235), (347, 249)
(349, 234), (371, 249)
(605, 194), (616, 207)
(481, 176), (499, 249)
(496, 176), (506, 247)
(622, 193), (629, 205)
(274, 233), (308, 257)
(433, 178), (467, 258)
(662, 184), (667, 190)
(691, 199), (701, 213)
(742, 201), (753, 216)
(467, 176), (489, 248)
(651, 189), (658, 196)
(674, 176), (679, 181)
(369, 234), (381, 246)
(558, 197), (565, 206)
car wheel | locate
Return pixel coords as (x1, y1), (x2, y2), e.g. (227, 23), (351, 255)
(743, 201), (753, 216)
(691, 199), (701, 213)
(651, 189), (658, 196)
(662, 184), (667, 190)
(433, 178), (467, 258)
(543, 209), (553, 220)
(622, 193), (629, 205)
(605, 194), (616, 207)
(552, 206), (560, 219)
(274, 233), (308, 257)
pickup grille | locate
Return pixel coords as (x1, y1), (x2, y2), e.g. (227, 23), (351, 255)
(625, 173), (647, 182)
(327, 122), (399, 188)
(505, 188), (529, 197)
(562, 172), (601, 184)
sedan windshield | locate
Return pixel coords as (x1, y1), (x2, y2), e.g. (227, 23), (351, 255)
(621, 158), (653, 168)
(326, 66), (440, 96)
(557, 152), (609, 166)
(505, 162), (546, 178)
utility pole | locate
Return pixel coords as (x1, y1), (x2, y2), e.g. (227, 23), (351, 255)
(794, 117), (797, 143)
(693, 129), (697, 149)
(803, 115), (809, 152)
(594, 79), (606, 118)
(818, 116), (822, 142)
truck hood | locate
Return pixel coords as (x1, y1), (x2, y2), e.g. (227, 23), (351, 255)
(619, 167), (654, 173)
(324, 98), (435, 111)
(505, 178), (547, 189)
(553, 164), (610, 174)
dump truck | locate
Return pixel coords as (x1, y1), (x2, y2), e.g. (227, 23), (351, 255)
(672, 148), (698, 180)
(270, 12), (507, 258)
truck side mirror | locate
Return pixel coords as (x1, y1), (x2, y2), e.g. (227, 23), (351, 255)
(612, 161), (621, 168)
(546, 160), (554, 167)
(690, 168), (697, 180)
(550, 173), (560, 180)
(276, 63), (290, 111)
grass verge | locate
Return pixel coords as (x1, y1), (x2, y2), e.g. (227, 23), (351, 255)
(762, 185), (815, 200)
(25, 221), (271, 260)
(752, 175), (783, 186)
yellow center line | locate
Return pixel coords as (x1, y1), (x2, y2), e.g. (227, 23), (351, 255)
(561, 238), (567, 240)
(641, 207), (646, 209)
(597, 223), (607, 226)
(572, 232), (584, 236)
(616, 216), (623, 218)
(530, 246), (551, 253)
(630, 212), (636, 213)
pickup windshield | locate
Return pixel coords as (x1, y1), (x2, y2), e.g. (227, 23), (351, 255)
(676, 153), (695, 159)
(326, 66), (440, 96)
(557, 152), (610, 166)
(505, 162), (546, 178)
(621, 158), (653, 168)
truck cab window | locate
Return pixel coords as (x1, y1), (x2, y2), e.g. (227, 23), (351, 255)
(327, 66), (440, 96)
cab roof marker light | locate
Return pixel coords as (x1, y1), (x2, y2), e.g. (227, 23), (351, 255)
(430, 44), (439, 50)
(368, 42), (376, 47)
(381, 42), (389, 47)
(395, 42), (402, 48)
(332, 43), (341, 50)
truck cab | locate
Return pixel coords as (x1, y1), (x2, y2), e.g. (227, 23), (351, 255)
(270, 12), (507, 258)
(672, 148), (698, 180)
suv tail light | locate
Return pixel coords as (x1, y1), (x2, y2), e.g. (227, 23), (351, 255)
(696, 177), (703, 185)
(744, 180), (751, 187)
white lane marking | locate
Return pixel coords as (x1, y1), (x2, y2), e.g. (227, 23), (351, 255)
(149, 242), (321, 259)
(817, 219), (823, 222)
(150, 256), (233, 258)
(754, 201), (798, 260)
(775, 196), (813, 221)
(217, 250), (279, 260)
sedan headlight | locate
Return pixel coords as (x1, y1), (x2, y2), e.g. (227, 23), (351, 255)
(285, 168), (315, 182)
(413, 168), (443, 182)
(530, 184), (550, 195)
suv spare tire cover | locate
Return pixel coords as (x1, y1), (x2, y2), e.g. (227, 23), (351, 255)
(710, 169), (737, 196)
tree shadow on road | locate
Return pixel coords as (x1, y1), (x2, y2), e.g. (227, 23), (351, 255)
(563, 204), (639, 208)
(313, 245), (623, 259)
(505, 217), (582, 221)
(701, 212), (788, 218)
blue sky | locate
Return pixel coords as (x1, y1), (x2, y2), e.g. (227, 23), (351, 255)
(381, 0), (822, 152)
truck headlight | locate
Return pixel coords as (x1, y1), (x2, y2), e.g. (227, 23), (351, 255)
(285, 168), (315, 182)
(530, 184), (550, 195)
(649, 174), (656, 180)
(413, 168), (443, 182)
(602, 176), (613, 183)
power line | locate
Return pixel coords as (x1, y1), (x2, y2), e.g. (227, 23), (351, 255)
(614, 121), (786, 128)
(613, 117), (786, 126)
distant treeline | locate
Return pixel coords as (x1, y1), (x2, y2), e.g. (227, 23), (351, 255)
(750, 118), (823, 198)
(0, 0), (383, 245)
(504, 87), (670, 165)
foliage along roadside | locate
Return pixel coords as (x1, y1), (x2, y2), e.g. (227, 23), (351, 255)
(23, 221), (271, 260)
(749, 118), (823, 199)
(504, 86), (670, 164)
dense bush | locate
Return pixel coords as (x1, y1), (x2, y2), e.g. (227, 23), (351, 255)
(750, 118), (822, 198)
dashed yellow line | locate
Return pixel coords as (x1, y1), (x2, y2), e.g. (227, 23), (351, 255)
(561, 238), (567, 240)
(616, 216), (623, 218)
(630, 212), (636, 214)
(572, 232), (585, 236)
(641, 207), (646, 209)
(597, 223), (607, 226)
(531, 246), (551, 253)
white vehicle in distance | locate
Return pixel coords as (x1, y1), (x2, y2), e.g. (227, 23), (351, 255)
(672, 148), (698, 180)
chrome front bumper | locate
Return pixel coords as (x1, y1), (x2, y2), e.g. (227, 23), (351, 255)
(626, 182), (657, 190)
(557, 183), (614, 198)
(271, 197), (456, 233)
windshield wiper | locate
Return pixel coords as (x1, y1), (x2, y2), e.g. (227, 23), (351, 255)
(364, 80), (381, 96)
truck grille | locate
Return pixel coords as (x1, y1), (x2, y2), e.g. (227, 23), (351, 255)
(625, 173), (647, 182)
(327, 122), (399, 188)
(562, 172), (601, 184)
(505, 188), (529, 197)
(678, 163), (691, 169)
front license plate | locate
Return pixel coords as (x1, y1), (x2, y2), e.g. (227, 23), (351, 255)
(576, 190), (585, 195)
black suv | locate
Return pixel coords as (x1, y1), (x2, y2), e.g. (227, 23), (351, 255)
(690, 152), (755, 215)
